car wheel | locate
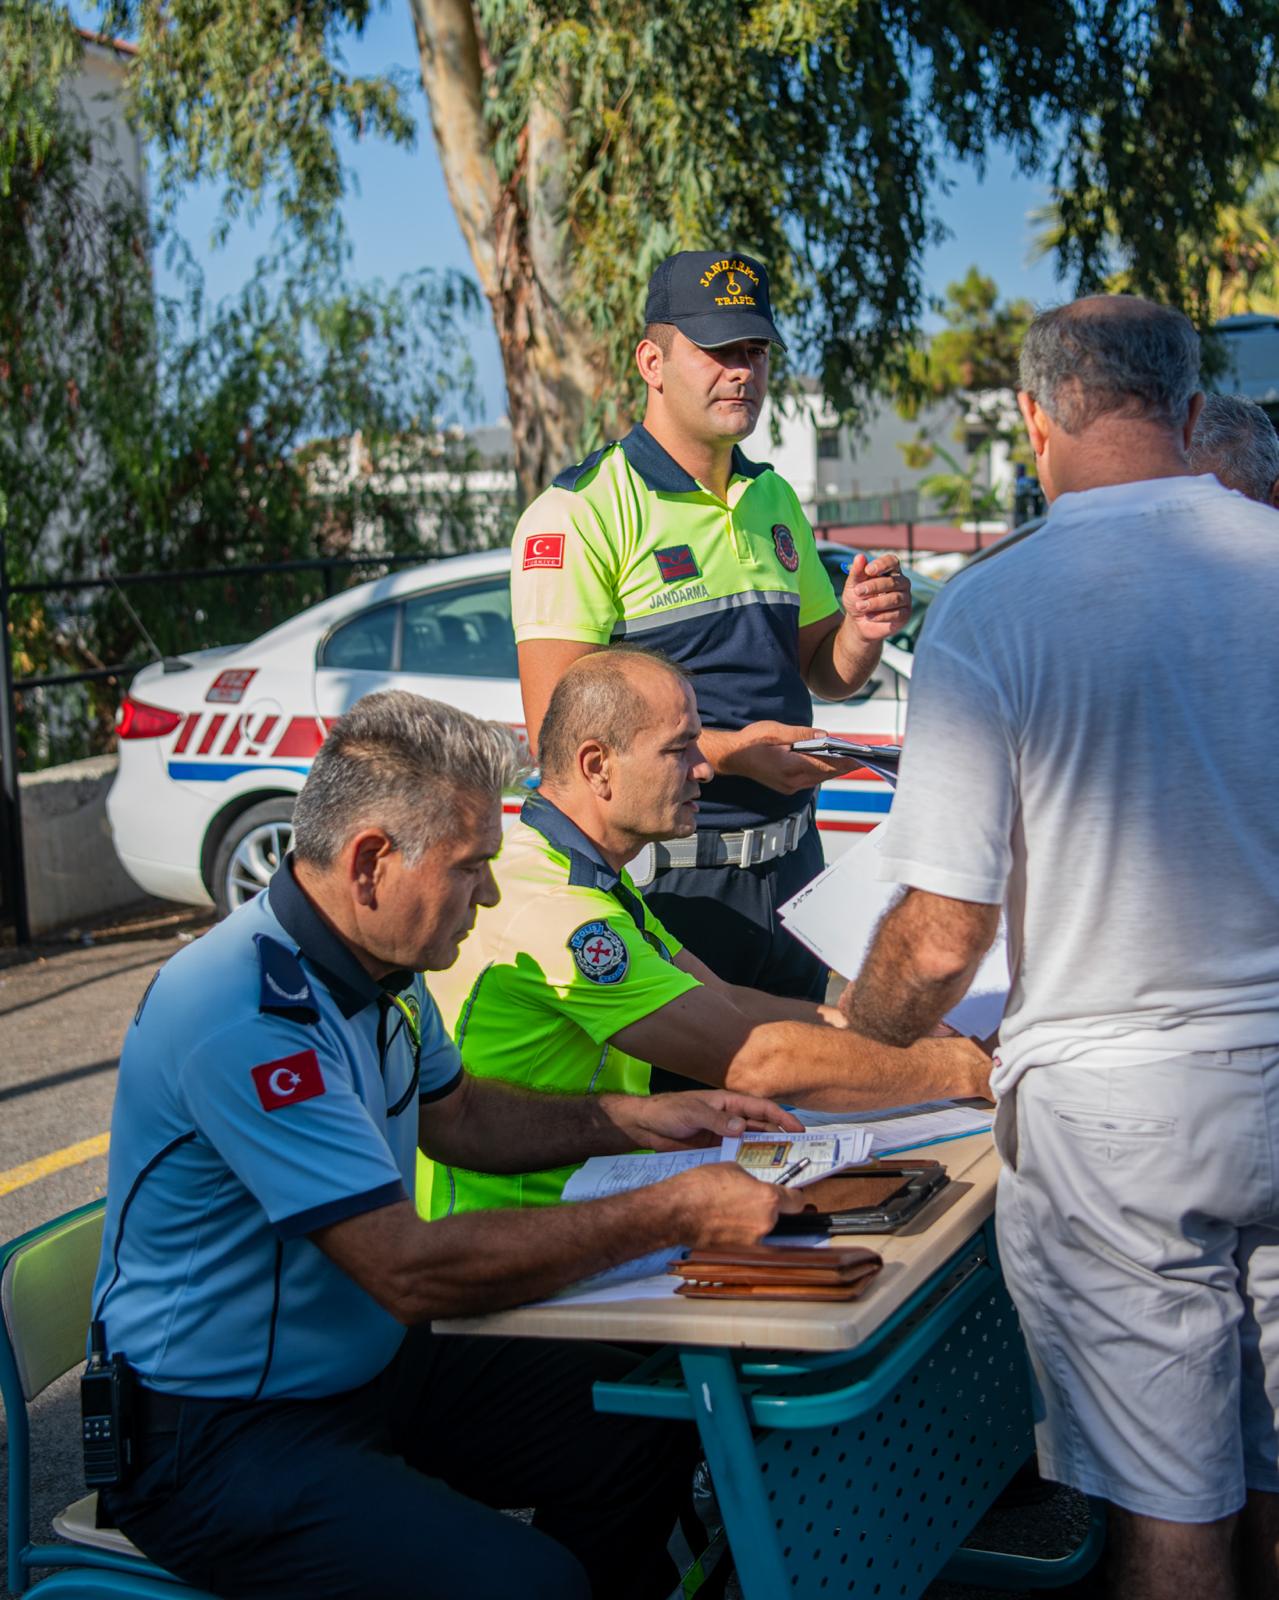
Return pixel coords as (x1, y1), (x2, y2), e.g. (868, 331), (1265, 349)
(211, 798), (296, 918)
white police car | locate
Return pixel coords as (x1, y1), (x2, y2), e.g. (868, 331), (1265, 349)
(107, 546), (926, 915)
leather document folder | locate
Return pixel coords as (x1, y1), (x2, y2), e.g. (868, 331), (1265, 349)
(670, 1243), (883, 1301)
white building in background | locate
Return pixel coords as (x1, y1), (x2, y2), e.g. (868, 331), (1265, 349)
(443, 384), (1016, 535)
(755, 382), (1017, 525)
(66, 28), (145, 202)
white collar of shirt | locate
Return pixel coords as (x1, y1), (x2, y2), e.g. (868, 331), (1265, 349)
(1046, 473), (1223, 523)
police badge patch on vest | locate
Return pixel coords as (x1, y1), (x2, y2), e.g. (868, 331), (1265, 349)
(772, 523), (799, 572)
(568, 921), (630, 984)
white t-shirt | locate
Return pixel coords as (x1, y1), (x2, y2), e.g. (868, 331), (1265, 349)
(878, 474), (1279, 1094)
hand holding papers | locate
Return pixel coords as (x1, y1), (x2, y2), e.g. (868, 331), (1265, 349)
(791, 739), (902, 783)
(778, 828), (1009, 1037)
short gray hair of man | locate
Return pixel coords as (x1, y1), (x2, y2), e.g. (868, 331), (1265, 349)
(291, 690), (524, 867)
(1188, 392), (1279, 503)
(537, 647), (693, 784)
(1019, 296), (1201, 434)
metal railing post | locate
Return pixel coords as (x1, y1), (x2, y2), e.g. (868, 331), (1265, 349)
(0, 527), (32, 944)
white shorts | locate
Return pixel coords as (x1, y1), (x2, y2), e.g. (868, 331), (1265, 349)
(995, 1045), (1279, 1523)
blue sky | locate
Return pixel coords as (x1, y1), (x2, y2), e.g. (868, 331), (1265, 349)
(88, 2), (1068, 421)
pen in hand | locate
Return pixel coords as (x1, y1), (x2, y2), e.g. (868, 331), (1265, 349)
(777, 1157), (811, 1187)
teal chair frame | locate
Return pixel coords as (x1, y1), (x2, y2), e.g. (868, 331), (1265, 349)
(1, 1200), (216, 1599)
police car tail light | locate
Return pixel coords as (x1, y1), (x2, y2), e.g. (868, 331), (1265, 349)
(206, 668), (257, 704)
(116, 696), (183, 740)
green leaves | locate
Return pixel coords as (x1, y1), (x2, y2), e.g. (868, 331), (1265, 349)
(0, 0), (83, 195)
(105, 0), (414, 241)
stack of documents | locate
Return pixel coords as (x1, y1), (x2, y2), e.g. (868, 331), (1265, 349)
(561, 1126), (873, 1205)
(792, 1100), (994, 1154)
(777, 828), (1009, 1036)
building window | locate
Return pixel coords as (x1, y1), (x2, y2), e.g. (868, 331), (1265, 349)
(817, 429), (841, 460)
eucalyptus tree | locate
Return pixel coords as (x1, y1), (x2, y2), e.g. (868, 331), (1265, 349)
(91, 0), (1279, 500)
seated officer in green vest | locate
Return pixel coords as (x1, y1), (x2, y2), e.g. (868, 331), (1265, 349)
(422, 648), (989, 1217)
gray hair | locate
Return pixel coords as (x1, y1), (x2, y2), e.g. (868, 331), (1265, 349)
(1019, 296), (1201, 434)
(1188, 393), (1279, 503)
(537, 647), (692, 784)
(291, 689), (524, 866)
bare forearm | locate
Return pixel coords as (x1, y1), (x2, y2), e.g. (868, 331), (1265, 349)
(321, 1187), (690, 1323)
(418, 1186), (692, 1317)
(422, 1078), (635, 1174)
(724, 1022), (990, 1108)
(697, 725), (744, 776)
(842, 891), (999, 1047)
(727, 983), (827, 1027)
(806, 619), (882, 701)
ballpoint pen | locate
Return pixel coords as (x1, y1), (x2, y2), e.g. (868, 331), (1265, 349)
(777, 1157), (811, 1186)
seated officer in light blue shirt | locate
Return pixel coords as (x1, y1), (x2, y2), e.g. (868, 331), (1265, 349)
(93, 688), (803, 1600)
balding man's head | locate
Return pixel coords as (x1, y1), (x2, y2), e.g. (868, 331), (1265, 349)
(1019, 296), (1200, 435)
(1188, 393), (1279, 506)
(536, 648), (712, 857)
(537, 649), (693, 784)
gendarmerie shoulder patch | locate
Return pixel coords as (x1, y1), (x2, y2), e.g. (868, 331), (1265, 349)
(568, 921), (629, 985)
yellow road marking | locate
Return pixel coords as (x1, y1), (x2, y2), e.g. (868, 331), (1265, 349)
(0, 1132), (110, 1198)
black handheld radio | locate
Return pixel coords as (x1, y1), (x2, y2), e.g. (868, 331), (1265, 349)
(81, 1319), (139, 1488)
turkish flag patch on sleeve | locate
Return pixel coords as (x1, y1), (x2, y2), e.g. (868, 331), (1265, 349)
(251, 1049), (327, 1111)
(523, 533), (565, 570)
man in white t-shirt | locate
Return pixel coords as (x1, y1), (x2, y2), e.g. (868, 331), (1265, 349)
(839, 295), (1279, 1598)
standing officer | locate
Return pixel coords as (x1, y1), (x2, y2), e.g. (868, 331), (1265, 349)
(511, 249), (911, 1075)
(91, 689), (802, 1600)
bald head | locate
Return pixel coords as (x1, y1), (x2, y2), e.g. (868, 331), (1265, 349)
(1019, 295), (1201, 434)
(537, 648), (694, 784)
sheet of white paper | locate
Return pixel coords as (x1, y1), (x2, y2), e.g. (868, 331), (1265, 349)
(859, 1103), (994, 1154)
(793, 1098), (959, 1128)
(778, 828), (1010, 1031)
(534, 1231), (836, 1308)
(560, 1147), (728, 1202)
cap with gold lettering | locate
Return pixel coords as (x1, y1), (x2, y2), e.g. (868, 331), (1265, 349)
(643, 250), (786, 351)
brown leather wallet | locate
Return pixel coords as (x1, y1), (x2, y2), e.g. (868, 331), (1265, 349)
(669, 1243), (883, 1301)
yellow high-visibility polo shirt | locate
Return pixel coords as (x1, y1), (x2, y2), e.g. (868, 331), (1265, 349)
(419, 795), (701, 1217)
(510, 423), (841, 831)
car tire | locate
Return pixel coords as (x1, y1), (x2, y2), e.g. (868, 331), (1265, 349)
(211, 797), (296, 918)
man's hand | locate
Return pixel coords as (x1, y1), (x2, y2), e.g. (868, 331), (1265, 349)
(665, 1163), (808, 1249)
(607, 1087), (803, 1152)
(841, 554), (912, 643)
(702, 720), (869, 796)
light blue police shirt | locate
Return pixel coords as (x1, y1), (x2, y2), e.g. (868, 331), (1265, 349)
(91, 856), (463, 1399)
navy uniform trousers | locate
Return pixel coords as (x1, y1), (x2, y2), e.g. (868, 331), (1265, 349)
(646, 819), (827, 1094)
(102, 1327), (698, 1600)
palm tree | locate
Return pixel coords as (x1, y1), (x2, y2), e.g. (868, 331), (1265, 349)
(1030, 165), (1279, 322)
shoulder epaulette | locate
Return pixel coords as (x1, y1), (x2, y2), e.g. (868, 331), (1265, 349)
(254, 934), (321, 1024)
(552, 441), (617, 491)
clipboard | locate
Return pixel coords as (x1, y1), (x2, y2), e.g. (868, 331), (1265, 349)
(769, 1160), (950, 1235)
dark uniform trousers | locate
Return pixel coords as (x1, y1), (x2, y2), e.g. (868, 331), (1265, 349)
(645, 819), (827, 1094)
(101, 1327), (699, 1600)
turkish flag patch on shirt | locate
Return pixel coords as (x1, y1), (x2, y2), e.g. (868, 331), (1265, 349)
(251, 1049), (327, 1111)
(523, 533), (565, 570)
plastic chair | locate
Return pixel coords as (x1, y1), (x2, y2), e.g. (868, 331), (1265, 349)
(1, 1200), (216, 1598)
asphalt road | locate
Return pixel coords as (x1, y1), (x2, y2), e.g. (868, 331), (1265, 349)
(0, 903), (1106, 1600)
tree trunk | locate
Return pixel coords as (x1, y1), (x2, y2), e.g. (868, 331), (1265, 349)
(407, 0), (612, 508)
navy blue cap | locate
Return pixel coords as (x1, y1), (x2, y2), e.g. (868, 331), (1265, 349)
(644, 251), (786, 351)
